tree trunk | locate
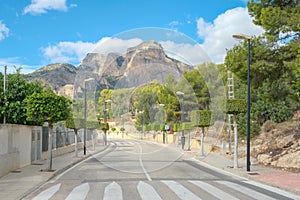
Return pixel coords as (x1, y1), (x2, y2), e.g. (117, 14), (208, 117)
(74, 129), (78, 157)
(201, 127), (205, 156)
(233, 114), (238, 168)
(48, 122), (53, 170)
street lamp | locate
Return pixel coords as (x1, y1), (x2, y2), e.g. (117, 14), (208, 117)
(84, 78), (94, 155)
(3, 66), (7, 124)
(158, 104), (167, 144)
(176, 91), (185, 150)
(232, 33), (251, 172)
(103, 99), (112, 145)
(139, 110), (144, 139)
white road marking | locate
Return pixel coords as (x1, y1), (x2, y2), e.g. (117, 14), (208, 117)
(52, 145), (112, 182)
(138, 144), (152, 181)
(103, 181), (123, 200)
(161, 180), (201, 200)
(32, 183), (61, 200)
(189, 181), (239, 200)
(137, 181), (162, 200)
(245, 180), (300, 200)
(65, 182), (90, 200)
(217, 181), (277, 200)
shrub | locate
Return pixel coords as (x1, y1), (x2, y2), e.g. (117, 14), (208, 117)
(262, 120), (276, 133)
(190, 110), (213, 127)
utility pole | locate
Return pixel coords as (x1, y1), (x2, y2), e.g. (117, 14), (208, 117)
(3, 66), (7, 124)
(227, 70), (234, 155)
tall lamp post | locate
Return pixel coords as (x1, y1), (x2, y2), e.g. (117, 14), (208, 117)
(176, 91), (185, 150)
(84, 78), (94, 155)
(139, 110), (144, 140)
(159, 104), (167, 144)
(232, 33), (251, 171)
(104, 99), (112, 145)
(3, 66), (7, 124)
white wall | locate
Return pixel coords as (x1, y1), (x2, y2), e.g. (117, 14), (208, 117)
(0, 124), (42, 177)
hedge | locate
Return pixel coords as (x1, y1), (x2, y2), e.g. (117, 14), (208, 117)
(100, 122), (109, 131)
(182, 122), (194, 130)
(151, 123), (160, 131)
(226, 99), (247, 114)
(190, 110), (212, 127)
(87, 120), (100, 129)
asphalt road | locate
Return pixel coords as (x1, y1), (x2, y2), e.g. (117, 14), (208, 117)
(24, 139), (297, 200)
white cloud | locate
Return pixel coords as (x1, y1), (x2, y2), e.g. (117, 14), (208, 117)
(42, 37), (143, 65)
(23, 0), (68, 15)
(0, 57), (39, 74)
(0, 21), (9, 40)
(42, 41), (97, 64)
(160, 41), (210, 65)
(197, 7), (264, 63)
(93, 37), (143, 54)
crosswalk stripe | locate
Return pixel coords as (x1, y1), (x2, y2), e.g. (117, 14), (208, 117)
(189, 181), (239, 200)
(32, 183), (61, 200)
(65, 182), (89, 200)
(161, 180), (201, 200)
(103, 181), (123, 200)
(137, 181), (162, 200)
(216, 181), (277, 200)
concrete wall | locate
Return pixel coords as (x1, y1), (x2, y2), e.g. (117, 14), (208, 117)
(0, 124), (42, 177)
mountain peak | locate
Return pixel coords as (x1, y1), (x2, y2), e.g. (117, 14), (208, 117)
(127, 40), (162, 53)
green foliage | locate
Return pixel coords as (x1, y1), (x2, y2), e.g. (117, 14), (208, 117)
(183, 69), (210, 110)
(224, 0), (300, 137)
(248, 0), (299, 37)
(100, 122), (109, 131)
(25, 90), (71, 125)
(145, 124), (151, 131)
(190, 110), (212, 127)
(0, 72), (44, 124)
(252, 99), (293, 125)
(182, 122), (194, 131)
(173, 124), (179, 132)
(237, 113), (261, 137)
(226, 99), (247, 114)
(135, 125), (142, 131)
(151, 123), (160, 131)
(111, 127), (116, 132)
(65, 113), (84, 130)
(87, 120), (100, 130)
(120, 127), (125, 132)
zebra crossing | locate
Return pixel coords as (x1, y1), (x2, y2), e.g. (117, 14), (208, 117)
(110, 141), (151, 146)
(28, 179), (298, 200)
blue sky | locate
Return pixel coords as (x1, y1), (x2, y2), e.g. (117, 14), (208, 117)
(0, 0), (264, 74)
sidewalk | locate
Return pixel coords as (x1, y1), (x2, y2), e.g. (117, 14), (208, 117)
(185, 149), (300, 196)
(0, 144), (108, 200)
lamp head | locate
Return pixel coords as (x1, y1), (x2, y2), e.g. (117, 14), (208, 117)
(232, 33), (251, 40)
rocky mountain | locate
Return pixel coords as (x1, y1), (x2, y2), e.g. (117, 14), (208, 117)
(25, 63), (78, 97)
(26, 41), (192, 97)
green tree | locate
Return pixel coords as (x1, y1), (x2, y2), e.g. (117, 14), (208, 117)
(248, 0), (299, 38)
(25, 90), (71, 170)
(226, 99), (247, 168)
(190, 110), (212, 156)
(225, 1), (299, 134)
(65, 113), (84, 157)
(0, 70), (43, 124)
